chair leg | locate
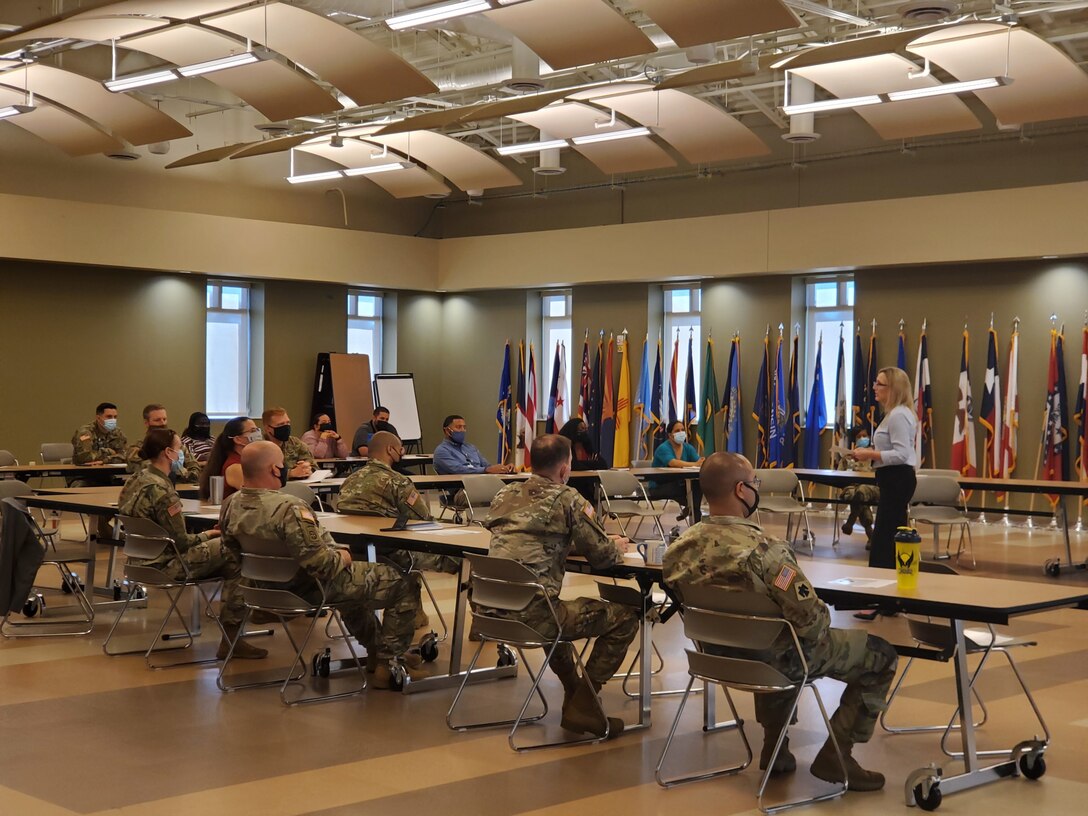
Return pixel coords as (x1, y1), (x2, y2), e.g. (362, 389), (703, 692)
(880, 656), (985, 734)
(447, 642), (548, 731)
(655, 678), (750, 787)
(217, 608), (307, 694)
(1, 562), (95, 638)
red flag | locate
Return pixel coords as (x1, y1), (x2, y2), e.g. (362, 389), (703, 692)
(998, 326), (1020, 502)
(524, 343), (537, 470)
(578, 331), (590, 420)
(1042, 328), (1069, 505)
(950, 329), (977, 488)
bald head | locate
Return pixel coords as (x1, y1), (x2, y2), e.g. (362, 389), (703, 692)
(241, 441), (284, 488)
(700, 452), (757, 517)
(367, 430), (402, 465)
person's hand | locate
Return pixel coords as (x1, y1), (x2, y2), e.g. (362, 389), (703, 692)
(205, 529), (222, 540)
(610, 535), (632, 553)
(852, 448), (876, 462)
(321, 430), (339, 440)
(339, 548), (352, 569)
(87, 460), (103, 466)
(290, 462), (314, 478)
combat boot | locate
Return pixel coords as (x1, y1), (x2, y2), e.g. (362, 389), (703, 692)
(810, 738), (885, 791)
(217, 626), (268, 660)
(841, 514), (856, 536)
(370, 659), (429, 689)
(414, 606), (430, 630)
(759, 732), (797, 775)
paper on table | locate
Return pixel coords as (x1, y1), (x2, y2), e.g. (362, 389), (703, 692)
(828, 577), (896, 588)
(304, 469), (334, 483)
(428, 527), (482, 535)
(829, 445), (853, 459)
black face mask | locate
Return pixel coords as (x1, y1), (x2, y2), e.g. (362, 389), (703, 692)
(272, 425), (292, 443)
(277, 463), (289, 487)
(318, 423), (334, 433)
(191, 425), (211, 439)
(738, 483), (760, 518)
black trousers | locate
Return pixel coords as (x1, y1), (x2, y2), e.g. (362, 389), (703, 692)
(869, 465), (916, 569)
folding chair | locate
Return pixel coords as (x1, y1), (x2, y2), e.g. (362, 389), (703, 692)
(447, 554), (615, 750)
(280, 481), (325, 511)
(596, 469), (668, 544)
(460, 474), (506, 524)
(40, 443), (74, 465)
(655, 585), (847, 814)
(910, 474), (975, 566)
(754, 469), (814, 553)
(1, 497), (94, 637)
(879, 562), (1047, 758)
(597, 581), (688, 699)
(0, 480), (61, 547)
(0, 450), (17, 466)
(217, 531), (367, 705)
(102, 515), (229, 668)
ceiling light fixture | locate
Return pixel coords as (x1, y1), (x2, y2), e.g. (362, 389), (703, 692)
(104, 68), (178, 92)
(887, 76), (1012, 101)
(343, 161), (412, 176)
(0, 103), (35, 120)
(495, 138), (569, 156)
(286, 169), (345, 184)
(177, 47), (272, 78)
(782, 95), (883, 115)
(386, 0), (492, 31)
(571, 126), (653, 145)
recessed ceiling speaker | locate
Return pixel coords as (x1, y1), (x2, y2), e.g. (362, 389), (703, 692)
(533, 142), (566, 175)
(504, 37), (545, 93)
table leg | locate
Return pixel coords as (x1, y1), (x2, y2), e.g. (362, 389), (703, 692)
(1043, 496), (1088, 577)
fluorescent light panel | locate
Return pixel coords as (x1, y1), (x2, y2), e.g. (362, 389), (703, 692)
(782, 95), (882, 115)
(177, 48), (270, 78)
(386, 0), (491, 31)
(104, 68), (179, 92)
(343, 161), (411, 176)
(286, 169), (344, 184)
(495, 138), (569, 156)
(887, 76), (1010, 101)
(570, 126), (652, 145)
(0, 103), (35, 120)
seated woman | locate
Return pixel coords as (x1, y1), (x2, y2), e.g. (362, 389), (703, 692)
(557, 418), (607, 502)
(301, 412), (351, 459)
(839, 428), (879, 548)
(649, 420), (704, 523)
(198, 416), (260, 501)
(181, 412), (214, 463)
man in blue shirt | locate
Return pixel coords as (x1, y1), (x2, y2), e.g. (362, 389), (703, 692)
(433, 415), (514, 475)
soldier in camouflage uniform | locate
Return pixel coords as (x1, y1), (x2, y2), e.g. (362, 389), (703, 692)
(220, 442), (425, 688)
(261, 407), (317, 479)
(483, 434), (638, 738)
(117, 428), (266, 659)
(839, 429), (878, 545)
(125, 404), (201, 483)
(71, 402), (128, 491)
(663, 452), (897, 792)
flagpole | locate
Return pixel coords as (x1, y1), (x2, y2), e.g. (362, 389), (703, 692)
(1002, 316), (1020, 525)
(1029, 316), (1059, 527)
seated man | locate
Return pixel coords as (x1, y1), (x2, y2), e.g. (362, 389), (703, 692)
(261, 406), (316, 480)
(662, 452), (898, 792)
(352, 406), (397, 457)
(433, 414), (513, 475)
(219, 442), (425, 688)
(483, 434), (637, 738)
(71, 401), (128, 487)
(125, 403), (201, 483)
(838, 429), (878, 547)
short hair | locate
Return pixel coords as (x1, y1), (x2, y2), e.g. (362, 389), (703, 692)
(699, 452), (750, 503)
(531, 434), (571, 473)
(879, 367), (914, 411)
(667, 420), (685, 434)
(262, 406), (287, 425)
(139, 428), (177, 461)
(373, 406), (390, 416)
(96, 402), (117, 415)
(442, 414), (463, 429)
(372, 420), (397, 435)
(142, 403), (165, 420)
(368, 430), (401, 456)
(311, 411), (329, 427)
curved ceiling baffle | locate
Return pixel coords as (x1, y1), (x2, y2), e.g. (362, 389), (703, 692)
(203, 1), (439, 107)
(907, 23), (1088, 126)
(296, 138), (451, 199)
(637, 0), (800, 47)
(0, 64), (190, 145)
(164, 141), (257, 168)
(483, 0), (656, 69)
(0, 0), (253, 43)
(364, 131), (521, 191)
(654, 58), (759, 91)
(121, 24), (341, 122)
(512, 101), (676, 174)
(0, 85), (123, 155)
(374, 105), (482, 137)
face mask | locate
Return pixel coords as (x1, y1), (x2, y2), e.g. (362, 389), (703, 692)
(738, 482), (760, 518)
(318, 423), (333, 433)
(170, 447), (185, 475)
(449, 430), (466, 445)
(271, 425), (292, 443)
(277, 463), (289, 487)
(192, 424), (211, 439)
(243, 429), (262, 444)
(672, 431), (687, 444)
(102, 418), (118, 432)
(856, 437), (871, 448)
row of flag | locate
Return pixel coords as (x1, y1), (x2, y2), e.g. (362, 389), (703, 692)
(493, 323), (1088, 495)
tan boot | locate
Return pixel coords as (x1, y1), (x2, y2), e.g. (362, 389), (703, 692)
(414, 606), (430, 630)
(759, 732), (797, 775)
(810, 739), (885, 791)
(217, 626), (268, 660)
(370, 660), (429, 690)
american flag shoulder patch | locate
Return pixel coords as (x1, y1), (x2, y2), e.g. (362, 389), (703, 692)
(773, 564), (797, 591)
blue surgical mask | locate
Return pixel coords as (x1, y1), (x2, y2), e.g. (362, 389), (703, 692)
(450, 430), (466, 445)
(170, 447), (185, 475)
(103, 418), (118, 431)
(856, 437), (871, 448)
(672, 431), (687, 444)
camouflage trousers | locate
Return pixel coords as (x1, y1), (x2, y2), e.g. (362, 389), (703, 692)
(755, 630), (898, 747)
(841, 484), (880, 529)
(316, 561), (419, 660)
(137, 538), (245, 627)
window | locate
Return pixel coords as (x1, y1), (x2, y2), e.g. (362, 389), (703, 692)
(663, 285), (701, 424)
(541, 291), (572, 418)
(348, 291), (383, 374)
(804, 276), (854, 428)
(206, 281), (251, 417)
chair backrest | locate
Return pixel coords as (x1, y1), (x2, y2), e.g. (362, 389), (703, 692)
(924, 469), (962, 478)
(0, 480), (32, 502)
(920, 560), (959, 576)
(753, 469), (799, 495)
(461, 474), (506, 505)
(468, 554), (544, 612)
(279, 482), (319, 508)
(0, 450), (17, 466)
(631, 459), (652, 468)
(118, 515), (174, 560)
(234, 532), (304, 583)
(911, 474), (962, 505)
(40, 443), (74, 464)
(596, 469), (644, 499)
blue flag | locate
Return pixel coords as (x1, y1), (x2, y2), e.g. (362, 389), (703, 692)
(589, 334), (603, 452)
(634, 336), (652, 460)
(496, 341), (512, 464)
(650, 338), (664, 449)
(753, 332), (770, 467)
(866, 328), (882, 434)
(851, 327), (866, 433)
(804, 336), (828, 468)
(722, 335), (744, 454)
(545, 341), (561, 434)
(769, 331), (787, 467)
(684, 332), (698, 442)
(897, 328), (907, 372)
(784, 331), (800, 467)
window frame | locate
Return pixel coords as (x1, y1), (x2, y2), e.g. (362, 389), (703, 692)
(540, 290), (572, 420)
(803, 275), (854, 429)
(663, 285), (702, 424)
(205, 280), (252, 419)
(347, 290), (384, 375)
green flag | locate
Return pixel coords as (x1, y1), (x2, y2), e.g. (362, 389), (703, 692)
(697, 337), (719, 456)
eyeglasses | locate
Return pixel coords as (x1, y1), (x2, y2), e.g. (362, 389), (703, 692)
(742, 477), (761, 490)
(873, 381), (889, 388)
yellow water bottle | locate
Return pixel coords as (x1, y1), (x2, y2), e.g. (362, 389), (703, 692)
(894, 526), (922, 591)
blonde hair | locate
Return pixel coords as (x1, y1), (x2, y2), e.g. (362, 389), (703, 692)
(878, 367), (913, 411)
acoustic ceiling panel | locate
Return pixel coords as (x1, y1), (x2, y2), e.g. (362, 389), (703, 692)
(655, 58), (759, 90)
(513, 102), (675, 174)
(460, 88), (576, 123)
(298, 140), (450, 198)
(73, 1), (252, 19)
(0, 64), (190, 145)
(774, 25), (946, 69)
(231, 133), (318, 159)
(375, 106), (479, 136)
(123, 25), (340, 121)
(484, 0), (655, 70)
(366, 131), (521, 191)
(0, 87), (122, 156)
(0, 1), (250, 43)
(603, 89), (770, 163)
(908, 24), (1088, 126)
(638, 0), (799, 48)
(794, 54), (981, 140)
(206, 2), (438, 107)
(165, 141), (254, 168)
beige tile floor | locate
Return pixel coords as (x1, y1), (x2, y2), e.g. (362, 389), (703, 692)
(2, 506), (1087, 816)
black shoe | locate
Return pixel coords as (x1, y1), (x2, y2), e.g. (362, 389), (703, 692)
(853, 609), (878, 621)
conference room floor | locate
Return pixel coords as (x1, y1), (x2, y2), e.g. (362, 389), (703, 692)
(2, 506), (1087, 816)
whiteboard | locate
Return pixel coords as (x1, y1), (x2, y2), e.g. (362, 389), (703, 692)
(373, 374), (422, 443)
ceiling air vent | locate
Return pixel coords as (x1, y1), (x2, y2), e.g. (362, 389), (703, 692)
(255, 121), (292, 135)
(897, 1), (959, 22)
(105, 149), (140, 160)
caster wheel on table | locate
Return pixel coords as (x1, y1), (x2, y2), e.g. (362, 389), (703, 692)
(1044, 558), (1061, 578)
(419, 633), (439, 663)
(496, 644), (517, 668)
(311, 647), (331, 678)
(913, 782), (942, 812)
(1019, 752), (1046, 780)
